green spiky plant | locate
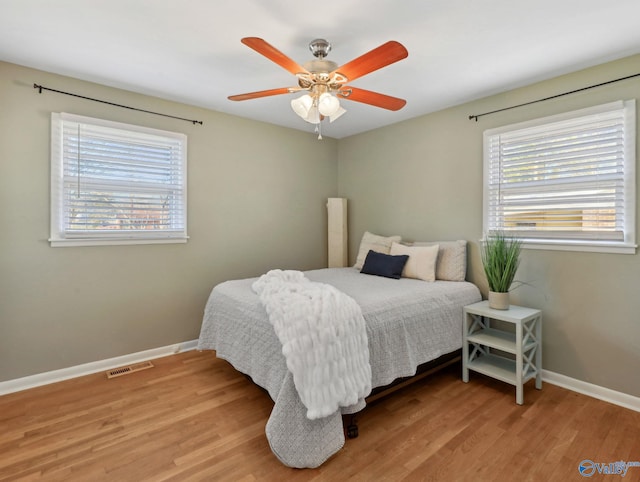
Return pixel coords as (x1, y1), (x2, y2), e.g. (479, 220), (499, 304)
(481, 232), (522, 293)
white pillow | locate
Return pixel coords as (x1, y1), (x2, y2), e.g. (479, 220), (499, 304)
(390, 242), (439, 282)
(354, 231), (402, 270)
(412, 240), (467, 281)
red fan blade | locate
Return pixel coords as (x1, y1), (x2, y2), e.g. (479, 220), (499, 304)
(331, 41), (408, 83)
(228, 87), (295, 101)
(337, 86), (406, 111)
(241, 37), (309, 75)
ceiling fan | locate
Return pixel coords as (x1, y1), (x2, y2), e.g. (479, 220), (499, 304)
(228, 37), (408, 137)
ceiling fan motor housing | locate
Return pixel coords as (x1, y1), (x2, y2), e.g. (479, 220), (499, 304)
(302, 59), (339, 74)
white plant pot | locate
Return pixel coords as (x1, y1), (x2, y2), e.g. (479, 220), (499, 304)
(488, 291), (510, 310)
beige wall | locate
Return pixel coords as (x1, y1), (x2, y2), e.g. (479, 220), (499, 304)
(0, 61), (338, 381)
(3, 54), (639, 400)
(338, 54), (640, 398)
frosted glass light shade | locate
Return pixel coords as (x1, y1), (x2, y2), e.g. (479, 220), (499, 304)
(318, 93), (340, 116)
(305, 105), (321, 124)
(291, 94), (313, 118)
(329, 106), (347, 123)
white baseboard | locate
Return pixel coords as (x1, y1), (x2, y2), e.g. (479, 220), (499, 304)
(0, 339), (199, 396)
(542, 369), (640, 413)
(2, 346), (639, 414)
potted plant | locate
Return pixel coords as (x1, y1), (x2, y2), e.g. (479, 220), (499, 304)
(481, 232), (522, 310)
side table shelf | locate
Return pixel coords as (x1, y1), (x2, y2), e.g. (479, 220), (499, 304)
(462, 301), (542, 405)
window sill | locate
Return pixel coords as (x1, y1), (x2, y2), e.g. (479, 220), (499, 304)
(49, 237), (189, 248)
(521, 239), (636, 255)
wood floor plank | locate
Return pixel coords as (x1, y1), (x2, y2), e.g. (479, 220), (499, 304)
(1, 350), (639, 481)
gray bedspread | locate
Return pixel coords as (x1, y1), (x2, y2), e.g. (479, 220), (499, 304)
(197, 267), (481, 468)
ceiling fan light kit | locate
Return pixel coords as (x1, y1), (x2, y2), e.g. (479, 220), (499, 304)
(229, 37), (408, 138)
(291, 91), (343, 124)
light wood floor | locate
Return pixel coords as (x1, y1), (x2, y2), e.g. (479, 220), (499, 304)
(1, 350), (639, 482)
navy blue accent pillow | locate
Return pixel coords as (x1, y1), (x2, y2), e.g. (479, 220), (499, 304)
(360, 250), (409, 279)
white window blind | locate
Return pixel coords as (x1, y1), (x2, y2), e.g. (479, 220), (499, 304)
(50, 113), (188, 247)
(483, 100), (636, 254)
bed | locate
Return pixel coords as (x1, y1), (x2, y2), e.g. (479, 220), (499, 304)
(198, 240), (482, 468)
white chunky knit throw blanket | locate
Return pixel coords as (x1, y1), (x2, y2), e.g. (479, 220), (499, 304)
(252, 269), (372, 420)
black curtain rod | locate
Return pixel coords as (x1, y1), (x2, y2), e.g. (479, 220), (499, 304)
(468, 72), (640, 121)
(33, 83), (203, 125)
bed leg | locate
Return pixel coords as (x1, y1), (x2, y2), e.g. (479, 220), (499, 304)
(346, 414), (359, 439)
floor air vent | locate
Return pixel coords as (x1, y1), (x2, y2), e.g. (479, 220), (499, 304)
(106, 361), (154, 379)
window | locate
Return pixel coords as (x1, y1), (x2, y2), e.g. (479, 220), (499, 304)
(483, 100), (636, 254)
(50, 113), (187, 247)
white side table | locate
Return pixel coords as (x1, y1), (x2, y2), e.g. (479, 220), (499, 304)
(462, 300), (542, 405)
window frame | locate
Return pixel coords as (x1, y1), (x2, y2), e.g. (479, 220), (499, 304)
(483, 100), (636, 254)
(50, 113), (188, 247)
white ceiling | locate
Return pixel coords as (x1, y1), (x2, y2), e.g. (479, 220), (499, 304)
(2, 1), (640, 138)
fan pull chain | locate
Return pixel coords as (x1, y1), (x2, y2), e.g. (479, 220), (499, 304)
(315, 121), (323, 140)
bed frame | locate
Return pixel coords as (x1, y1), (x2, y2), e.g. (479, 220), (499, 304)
(343, 349), (462, 438)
